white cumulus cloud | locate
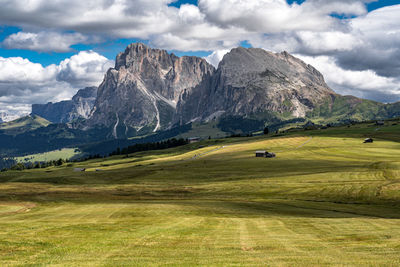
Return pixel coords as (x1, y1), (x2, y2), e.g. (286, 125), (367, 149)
(2, 31), (90, 52)
(204, 49), (230, 68)
(0, 51), (114, 114)
(57, 51), (114, 87)
(297, 55), (400, 102)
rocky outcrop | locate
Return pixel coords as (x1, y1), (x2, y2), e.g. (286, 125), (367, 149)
(85, 43), (215, 138)
(175, 47), (335, 124)
(32, 87), (97, 123)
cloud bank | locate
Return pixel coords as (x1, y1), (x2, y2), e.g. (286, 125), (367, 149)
(0, 51), (114, 115)
(0, 0), (399, 114)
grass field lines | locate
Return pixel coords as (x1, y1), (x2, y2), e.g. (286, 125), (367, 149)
(1, 127), (400, 265)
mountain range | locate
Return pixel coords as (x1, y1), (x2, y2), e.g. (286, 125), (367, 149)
(2, 42), (399, 156)
(32, 43), (400, 137)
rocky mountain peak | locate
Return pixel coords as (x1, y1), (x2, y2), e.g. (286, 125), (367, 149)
(115, 43), (173, 71)
(86, 43), (215, 138)
(175, 46), (336, 124)
(78, 44), (340, 138)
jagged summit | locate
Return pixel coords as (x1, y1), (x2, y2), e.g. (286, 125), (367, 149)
(86, 43), (214, 138)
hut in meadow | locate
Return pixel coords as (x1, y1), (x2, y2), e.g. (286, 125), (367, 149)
(255, 151), (276, 158)
(364, 138), (373, 143)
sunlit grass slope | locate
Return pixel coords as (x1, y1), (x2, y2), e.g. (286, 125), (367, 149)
(0, 114), (50, 135)
(1, 121), (400, 266)
(16, 148), (79, 163)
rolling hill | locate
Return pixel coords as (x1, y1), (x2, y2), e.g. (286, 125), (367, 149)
(0, 115), (51, 135)
(1, 119), (400, 265)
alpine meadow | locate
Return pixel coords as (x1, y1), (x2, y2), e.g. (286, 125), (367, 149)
(1, 121), (400, 265)
(1, 0), (400, 266)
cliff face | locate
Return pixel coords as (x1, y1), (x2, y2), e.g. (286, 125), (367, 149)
(175, 47), (335, 124)
(31, 86), (97, 123)
(86, 43), (215, 138)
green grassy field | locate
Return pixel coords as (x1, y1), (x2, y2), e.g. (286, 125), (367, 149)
(1, 122), (400, 266)
(16, 148), (79, 163)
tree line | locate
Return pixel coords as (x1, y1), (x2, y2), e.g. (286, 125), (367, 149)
(1, 138), (189, 172)
(109, 138), (188, 156)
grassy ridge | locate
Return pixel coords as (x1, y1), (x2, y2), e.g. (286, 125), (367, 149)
(0, 115), (50, 135)
(1, 122), (400, 265)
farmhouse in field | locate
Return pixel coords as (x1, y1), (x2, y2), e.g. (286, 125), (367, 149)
(255, 151), (276, 158)
(364, 138), (374, 143)
(188, 137), (200, 143)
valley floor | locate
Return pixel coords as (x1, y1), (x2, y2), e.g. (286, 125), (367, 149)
(1, 123), (400, 266)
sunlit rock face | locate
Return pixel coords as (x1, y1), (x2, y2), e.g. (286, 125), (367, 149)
(86, 43), (214, 138)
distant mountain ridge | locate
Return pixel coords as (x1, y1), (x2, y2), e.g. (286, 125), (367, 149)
(31, 86), (97, 123)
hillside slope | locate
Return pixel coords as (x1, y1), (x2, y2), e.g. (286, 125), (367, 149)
(1, 122), (400, 265)
(0, 115), (51, 135)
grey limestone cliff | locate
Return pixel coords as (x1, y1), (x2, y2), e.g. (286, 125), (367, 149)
(86, 43), (215, 138)
(175, 47), (336, 124)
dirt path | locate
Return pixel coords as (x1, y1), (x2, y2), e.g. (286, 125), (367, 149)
(295, 136), (313, 149)
(274, 136), (313, 153)
(191, 145), (229, 160)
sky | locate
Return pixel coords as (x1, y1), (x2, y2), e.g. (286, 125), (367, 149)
(0, 0), (399, 118)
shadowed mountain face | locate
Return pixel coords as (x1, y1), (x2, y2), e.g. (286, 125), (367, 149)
(31, 87), (97, 123)
(175, 48), (336, 124)
(85, 43), (215, 138)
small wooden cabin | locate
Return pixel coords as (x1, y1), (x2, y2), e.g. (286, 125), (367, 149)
(255, 151), (276, 158)
(256, 151), (267, 157)
(364, 138), (373, 143)
(188, 137), (200, 143)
